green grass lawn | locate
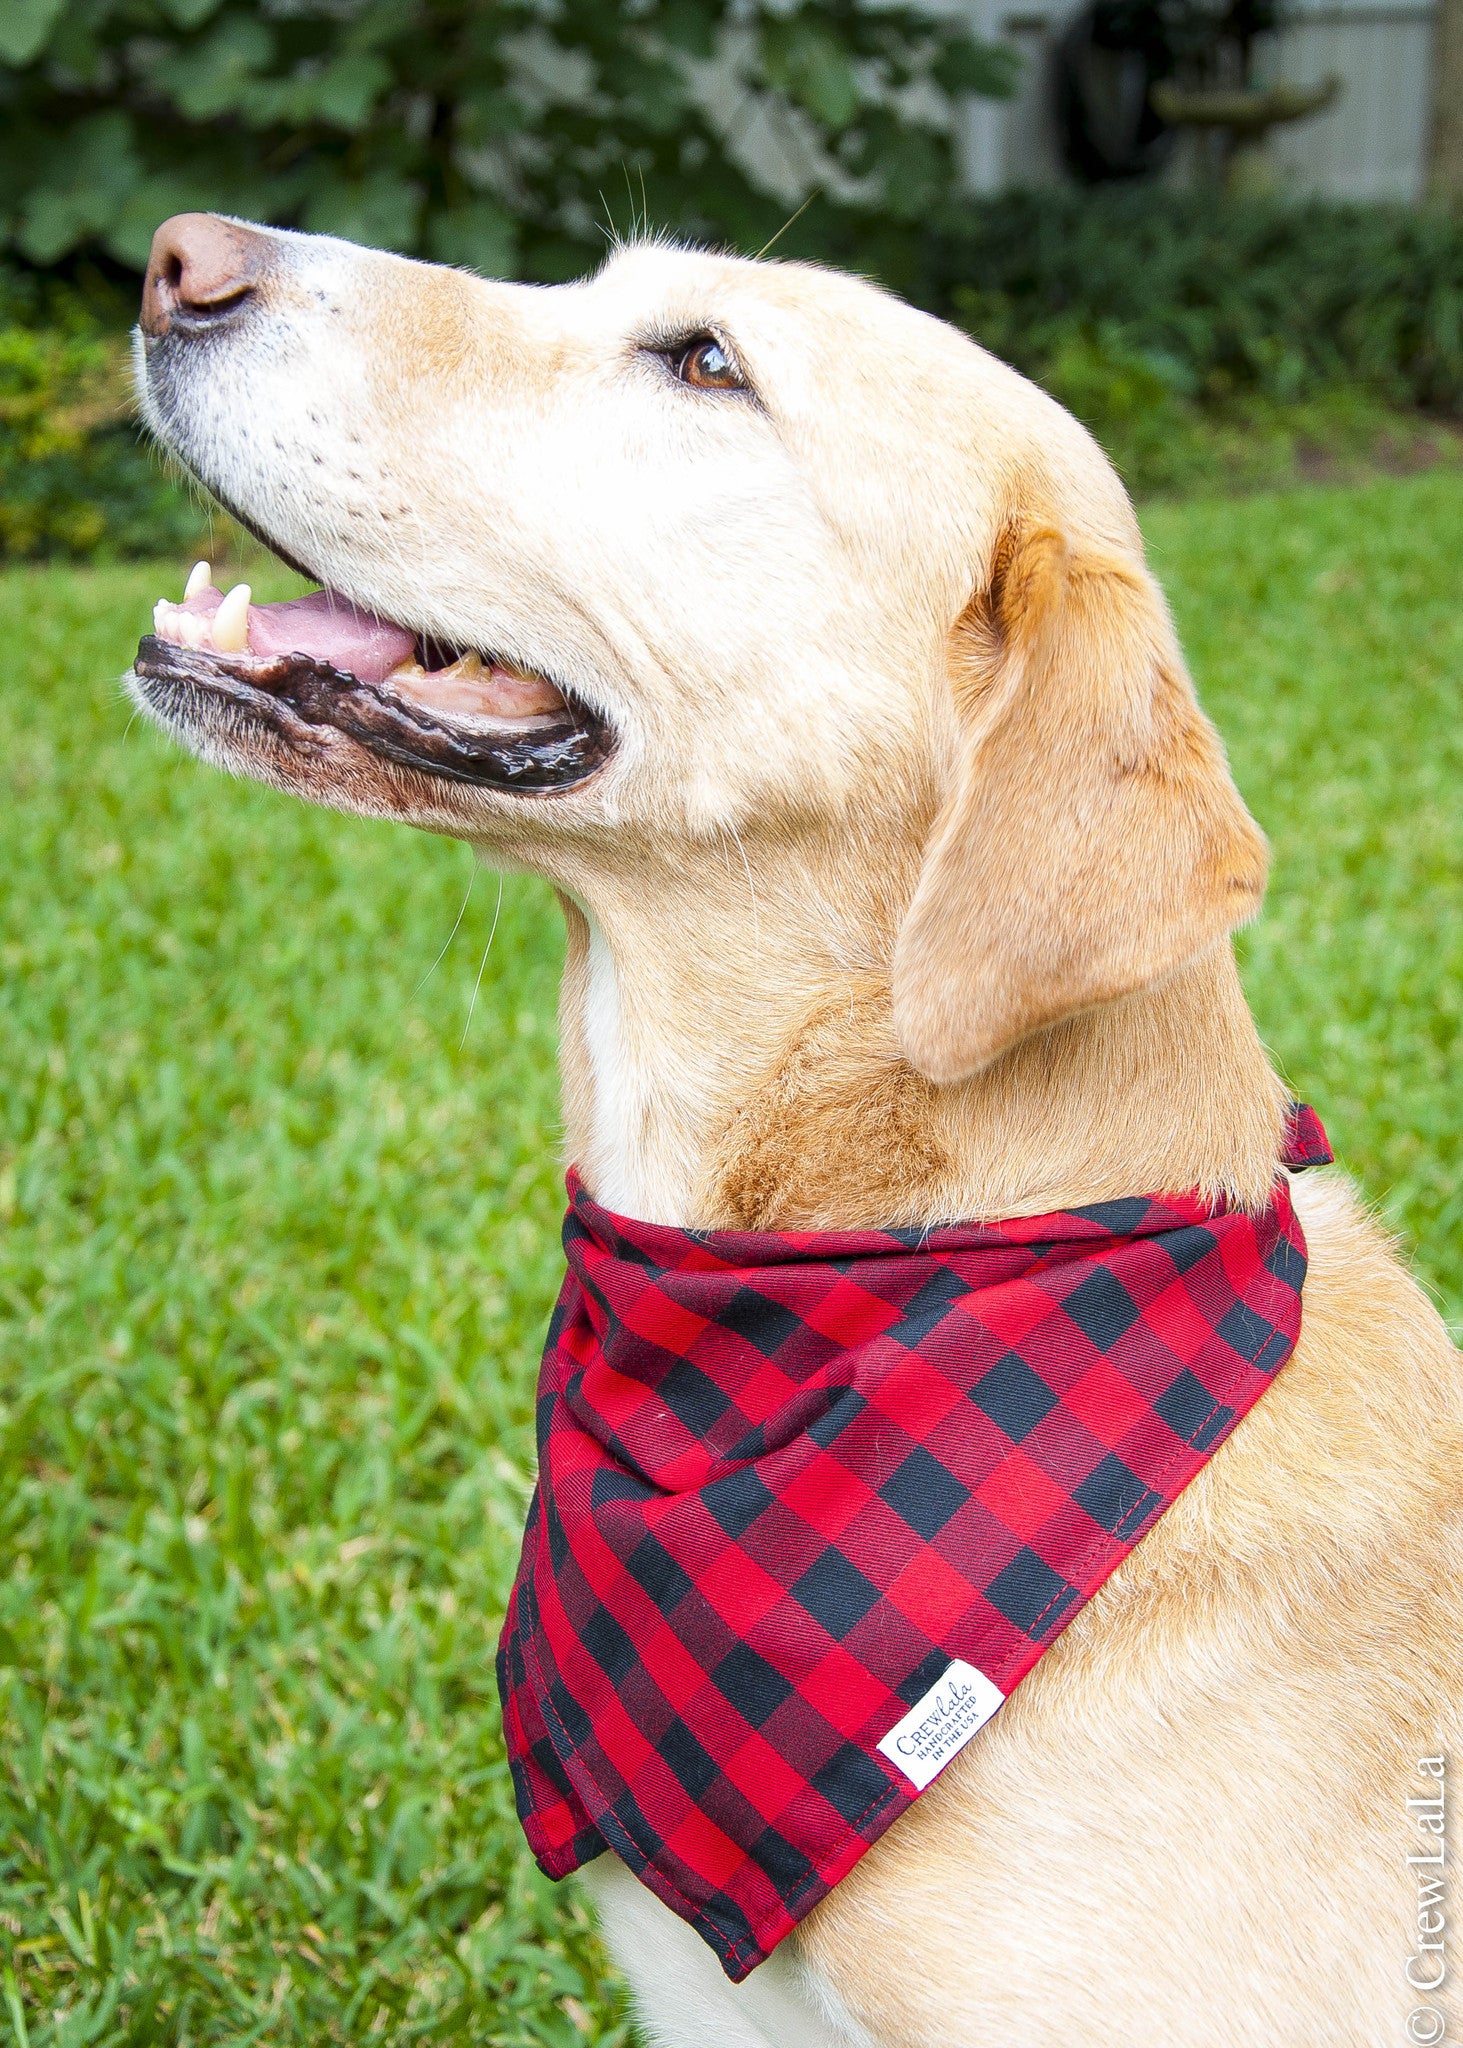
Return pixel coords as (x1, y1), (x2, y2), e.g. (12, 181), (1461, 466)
(0, 471), (1459, 2046)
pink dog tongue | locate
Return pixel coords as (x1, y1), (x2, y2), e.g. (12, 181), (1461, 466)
(249, 590), (415, 682)
(177, 586), (415, 685)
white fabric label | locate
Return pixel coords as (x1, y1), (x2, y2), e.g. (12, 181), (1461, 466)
(876, 1659), (1006, 1791)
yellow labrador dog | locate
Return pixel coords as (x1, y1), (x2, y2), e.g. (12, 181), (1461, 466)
(130, 215), (1460, 2048)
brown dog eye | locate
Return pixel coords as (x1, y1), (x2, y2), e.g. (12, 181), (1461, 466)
(675, 337), (745, 391)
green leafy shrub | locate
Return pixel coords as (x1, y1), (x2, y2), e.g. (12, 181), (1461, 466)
(925, 189), (1463, 492)
(0, 275), (200, 560)
(0, 0), (1014, 558)
(939, 188), (1463, 413)
(0, 0), (1010, 280)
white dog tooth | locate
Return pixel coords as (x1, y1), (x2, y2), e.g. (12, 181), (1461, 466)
(154, 601), (188, 646)
(213, 583), (252, 653)
(184, 559), (213, 601)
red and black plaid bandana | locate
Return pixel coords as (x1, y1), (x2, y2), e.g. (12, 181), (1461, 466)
(499, 1105), (1331, 1981)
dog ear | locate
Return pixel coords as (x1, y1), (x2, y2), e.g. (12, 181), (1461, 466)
(892, 518), (1268, 1084)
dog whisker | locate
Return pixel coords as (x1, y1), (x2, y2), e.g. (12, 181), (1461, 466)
(414, 857), (476, 998)
(460, 873), (504, 1049)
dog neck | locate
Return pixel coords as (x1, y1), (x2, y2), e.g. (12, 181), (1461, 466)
(548, 848), (1288, 1232)
(552, 842), (858, 1221)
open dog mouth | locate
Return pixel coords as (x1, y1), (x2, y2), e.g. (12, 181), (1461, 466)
(132, 563), (612, 793)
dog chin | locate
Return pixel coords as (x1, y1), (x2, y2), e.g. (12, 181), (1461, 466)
(124, 657), (480, 830)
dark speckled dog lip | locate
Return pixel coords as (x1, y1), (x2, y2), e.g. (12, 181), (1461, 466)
(131, 633), (614, 793)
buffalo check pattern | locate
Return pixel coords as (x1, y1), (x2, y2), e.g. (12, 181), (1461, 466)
(499, 1105), (1332, 1981)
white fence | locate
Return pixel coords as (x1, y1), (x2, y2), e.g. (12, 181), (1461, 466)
(955, 0), (1439, 199)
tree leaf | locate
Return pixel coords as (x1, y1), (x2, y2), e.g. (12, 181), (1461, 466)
(655, 0), (718, 58)
(259, 51), (394, 133)
(152, 16), (276, 123)
(874, 122), (944, 220)
(16, 112), (140, 266)
(454, 88), (532, 148)
(0, 0), (67, 68)
(933, 35), (1020, 99)
(159, 0), (229, 27)
(761, 17), (862, 131)
(303, 170), (423, 254)
(429, 198), (518, 277)
(107, 168), (238, 269)
(599, 47), (691, 134)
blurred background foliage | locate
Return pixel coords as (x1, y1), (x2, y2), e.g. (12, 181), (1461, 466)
(1, 0), (1462, 556)
(0, 0), (1014, 277)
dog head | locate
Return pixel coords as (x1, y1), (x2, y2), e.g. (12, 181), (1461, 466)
(133, 215), (1265, 1084)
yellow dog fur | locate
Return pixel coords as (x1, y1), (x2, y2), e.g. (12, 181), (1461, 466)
(132, 221), (1462, 2047)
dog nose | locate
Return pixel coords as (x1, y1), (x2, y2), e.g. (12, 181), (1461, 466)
(141, 214), (271, 337)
